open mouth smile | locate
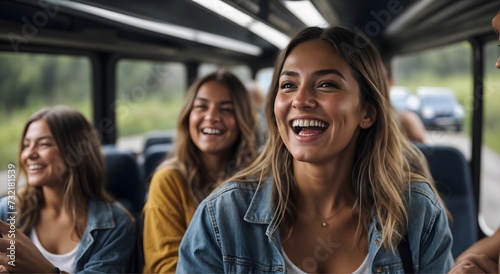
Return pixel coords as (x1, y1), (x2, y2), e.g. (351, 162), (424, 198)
(291, 119), (329, 137)
(202, 127), (223, 135)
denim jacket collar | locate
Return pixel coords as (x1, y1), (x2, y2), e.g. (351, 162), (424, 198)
(86, 200), (115, 230)
(243, 180), (284, 252)
(76, 200), (116, 263)
(244, 179), (274, 225)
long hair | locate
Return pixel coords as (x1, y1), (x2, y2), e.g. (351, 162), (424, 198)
(157, 70), (257, 204)
(229, 26), (440, 250)
(17, 105), (113, 237)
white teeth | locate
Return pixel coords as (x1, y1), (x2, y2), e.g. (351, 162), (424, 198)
(298, 132), (318, 137)
(29, 165), (44, 170)
(292, 119), (327, 128)
(202, 128), (222, 135)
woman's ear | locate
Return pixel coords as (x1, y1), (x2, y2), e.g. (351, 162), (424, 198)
(360, 103), (377, 129)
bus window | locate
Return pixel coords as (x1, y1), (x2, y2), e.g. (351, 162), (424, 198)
(480, 40), (500, 234)
(115, 60), (186, 153)
(392, 42), (472, 154)
(256, 67), (273, 95)
(228, 65), (251, 83)
(0, 52), (91, 195)
(198, 63), (218, 77)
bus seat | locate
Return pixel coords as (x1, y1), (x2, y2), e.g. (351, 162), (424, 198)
(143, 143), (173, 185)
(102, 145), (146, 220)
(416, 143), (477, 258)
(142, 131), (176, 154)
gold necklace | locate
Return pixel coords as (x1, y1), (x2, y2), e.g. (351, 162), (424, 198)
(309, 207), (347, 228)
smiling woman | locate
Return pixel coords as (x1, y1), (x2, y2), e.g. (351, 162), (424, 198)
(142, 70), (258, 273)
(21, 119), (67, 188)
(0, 105), (136, 273)
(188, 80), (240, 156)
(275, 39), (373, 166)
(177, 26), (454, 273)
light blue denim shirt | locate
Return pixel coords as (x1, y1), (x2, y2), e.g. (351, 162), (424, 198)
(0, 197), (136, 273)
(177, 180), (454, 273)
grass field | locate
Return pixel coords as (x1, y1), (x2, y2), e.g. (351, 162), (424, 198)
(116, 95), (183, 136)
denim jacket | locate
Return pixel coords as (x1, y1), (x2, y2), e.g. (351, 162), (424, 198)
(177, 180), (454, 273)
(0, 197), (136, 273)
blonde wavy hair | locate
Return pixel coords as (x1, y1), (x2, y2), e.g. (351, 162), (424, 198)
(157, 70), (258, 204)
(17, 105), (113, 238)
(228, 26), (442, 250)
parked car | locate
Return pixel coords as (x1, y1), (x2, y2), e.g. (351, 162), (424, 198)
(416, 87), (465, 131)
(389, 86), (420, 112)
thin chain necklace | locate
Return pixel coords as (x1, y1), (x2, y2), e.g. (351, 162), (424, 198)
(308, 206), (347, 228)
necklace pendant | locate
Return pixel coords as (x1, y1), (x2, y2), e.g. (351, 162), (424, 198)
(321, 221), (328, 228)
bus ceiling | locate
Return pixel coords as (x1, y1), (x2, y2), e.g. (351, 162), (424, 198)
(1, 0), (499, 65)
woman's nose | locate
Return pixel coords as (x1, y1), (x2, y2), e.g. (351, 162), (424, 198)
(23, 144), (39, 160)
(204, 106), (221, 122)
(292, 87), (317, 110)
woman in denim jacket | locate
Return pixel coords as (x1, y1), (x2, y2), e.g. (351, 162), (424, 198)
(178, 26), (453, 273)
(0, 106), (136, 273)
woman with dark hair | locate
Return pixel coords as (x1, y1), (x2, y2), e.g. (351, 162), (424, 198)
(142, 70), (258, 273)
(0, 105), (136, 273)
(177, 27), (453, 273)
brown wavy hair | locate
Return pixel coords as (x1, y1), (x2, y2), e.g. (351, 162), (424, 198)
(157, 70), (258, 204)
(17, 105), (113, 238)
(228, 26), (443, 250)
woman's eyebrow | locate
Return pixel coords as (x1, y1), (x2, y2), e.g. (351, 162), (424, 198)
(23, 136), (53, 141)
(280, 69), (346, 80)
(194, 97), (208, 102)
(280, 70), (298, 77)
(195, 97), (233, 105)
(314, 69), (346, 80)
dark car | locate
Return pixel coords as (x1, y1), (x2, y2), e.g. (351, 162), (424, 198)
(416, 87), (464, 131)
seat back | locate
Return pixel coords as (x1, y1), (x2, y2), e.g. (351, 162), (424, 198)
(102, 145), (146, 219)
(142, 131), (176, 154)
(143, 143), (173, 185)
(416, 144), (477, 258)
(102, 145), (146, 272)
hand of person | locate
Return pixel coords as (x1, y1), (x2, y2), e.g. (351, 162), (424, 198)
(449, 253), (499, 274)
(0, 220), (55, 273)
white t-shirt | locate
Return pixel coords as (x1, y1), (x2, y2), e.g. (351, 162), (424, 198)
(30, 229), (79, 274)
(281, 246), (370, 274)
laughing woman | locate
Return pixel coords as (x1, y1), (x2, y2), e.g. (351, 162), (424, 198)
(142, 71), (258, 273)
(0, 106), (136, 273)
(177, 27), (453, 273)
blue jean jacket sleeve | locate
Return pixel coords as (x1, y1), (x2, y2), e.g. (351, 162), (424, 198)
(405, 183), (454, 273)
(177, 199), (224, 273)
(416, 197), (454, 272)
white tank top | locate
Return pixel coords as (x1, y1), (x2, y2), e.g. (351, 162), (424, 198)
(30, 230), (79, 274)
(281, 247), (370, 274)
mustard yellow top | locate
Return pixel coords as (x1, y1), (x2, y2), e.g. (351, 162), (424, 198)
(142, 167), (196, 273)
